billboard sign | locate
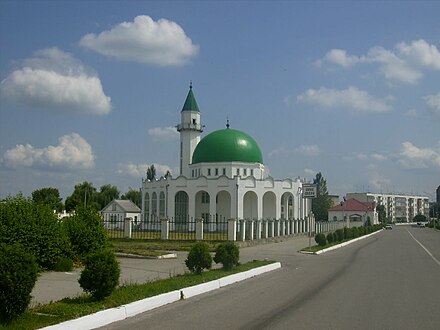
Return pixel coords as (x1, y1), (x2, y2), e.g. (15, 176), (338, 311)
(303, 184), (317, 198)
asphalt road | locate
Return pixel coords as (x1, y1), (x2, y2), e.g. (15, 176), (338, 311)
(101, 227), (440, 330)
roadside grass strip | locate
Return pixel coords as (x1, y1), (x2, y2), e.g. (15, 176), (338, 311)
(41, 262), (281, 330)
(314, 229), (383, 254)
(0, 260), (279, 330)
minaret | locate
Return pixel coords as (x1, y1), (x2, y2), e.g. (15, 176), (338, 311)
(176, 83), (203, 177)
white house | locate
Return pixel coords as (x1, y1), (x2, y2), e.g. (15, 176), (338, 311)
(141, 85), (311, 230)
(101, 199), (141, 229)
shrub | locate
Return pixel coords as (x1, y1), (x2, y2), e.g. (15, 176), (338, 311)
(335, 229), (344, 242)
(63, 206), (109, 261)
(53, 257), (74, 272)
(0, 243), (38, 322)
(352, 227), (359, 238)
(315, 233), (327, 246)
(214, 242), (240, 271)
(0, 194), (71, 270)
(326, 232), (334, 244)
(78, 249), (120, 300)
(185, 242), (212, 275)
(344, 227), (353, 240)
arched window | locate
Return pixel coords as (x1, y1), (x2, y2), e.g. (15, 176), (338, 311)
(144, 193), (149, 223)
(159, 191), (165, 218)
(152, 192), (158, 221)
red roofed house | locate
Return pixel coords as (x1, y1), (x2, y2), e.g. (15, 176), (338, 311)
(328, 198), (378, 226)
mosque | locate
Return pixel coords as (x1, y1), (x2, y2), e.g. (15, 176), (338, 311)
(141, 85), (311, 228)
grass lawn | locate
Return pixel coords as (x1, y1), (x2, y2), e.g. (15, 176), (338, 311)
(0, 260), (274, 330)
(111, 239), (225, 256)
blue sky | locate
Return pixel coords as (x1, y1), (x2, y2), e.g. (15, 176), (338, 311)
(1, 1), (439, 201)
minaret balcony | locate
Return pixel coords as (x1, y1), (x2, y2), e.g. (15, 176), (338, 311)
(176, 123), (204, 132)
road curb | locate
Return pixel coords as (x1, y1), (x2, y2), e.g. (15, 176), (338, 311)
(314, 229), (383, 255)
(41, 262), (281, 330)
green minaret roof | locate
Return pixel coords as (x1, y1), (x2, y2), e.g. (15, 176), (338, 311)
(181, 83), (200, 112)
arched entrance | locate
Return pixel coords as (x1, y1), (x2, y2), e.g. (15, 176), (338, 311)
(195, 190), (210, 222)
(263, 191), (276, 219)
(281, 192), (294, 219)
(216, 190), (231, 222)
(175, 191), (189, 225)
(243, 191), (258, 219)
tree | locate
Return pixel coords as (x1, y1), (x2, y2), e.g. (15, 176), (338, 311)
(96, 184), (120, 210)
(146, 164), (156, 181)
(429, 202), (439, 219)
(32, 187), (63, 212)
(62, 206), (109, 261)
(376, 204), (387, 223)
(0, 194), (71, 270)
(413, 214), (427, 222)
(65, 181), (99, 212)
(311, 172), (332, 221)
(121, 188), (141, 208)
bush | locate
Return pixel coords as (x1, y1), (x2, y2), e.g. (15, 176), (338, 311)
(63, 206), (109, 261)
(185, 242), (212, 275)
(0, 194), (71, 270)
(214, 242), (240, 271)
(335, 229), (344, 242)
(53, 257), (73, 272)
(0, 243), (38, 322)
(78, 249), (120, 300)
(315, 233), (327, 246)
(326, 232), (334, 244)
(352, 227), (359, 238)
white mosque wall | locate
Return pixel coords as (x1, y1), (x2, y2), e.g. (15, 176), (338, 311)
(141, 175), (310, 224)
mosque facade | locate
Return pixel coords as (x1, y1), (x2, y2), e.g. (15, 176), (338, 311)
(141, 85), (311, 228)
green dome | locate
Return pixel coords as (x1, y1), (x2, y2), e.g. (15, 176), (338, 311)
(192, 129), (263, 164)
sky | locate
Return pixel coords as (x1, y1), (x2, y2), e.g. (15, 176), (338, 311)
(0, 0), (439, 201)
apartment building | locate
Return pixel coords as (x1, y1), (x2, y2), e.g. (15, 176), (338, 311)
(346, 192), (429, 223)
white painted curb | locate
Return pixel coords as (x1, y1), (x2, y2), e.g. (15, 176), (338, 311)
(40, 262), (281, 330)
(124, 290), (181, 317)
(181, 280), (220, 299)
(315, 229), (383, 255)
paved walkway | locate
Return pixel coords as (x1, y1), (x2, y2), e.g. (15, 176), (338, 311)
(31, 236), (313, 306)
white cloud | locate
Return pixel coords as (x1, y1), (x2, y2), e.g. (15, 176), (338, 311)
(296, 86), (393, 113)
(0, 48), (111, 115)
(398, 141), (440, 169)
(423, 92), (440, 118)
(296, 145), (321, 156)
(317, 39), (440, 84)
(371, 153), (387, 161)
(317, 49), (362, 68)
(79, 15), (199, 66)
(2, 133), (95, 170)
(148, 126), (179, 141)
(116, 162), (173, 178)
(396, 39), (440, 69)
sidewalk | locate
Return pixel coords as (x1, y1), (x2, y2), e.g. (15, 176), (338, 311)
(31, 236), (313, 306)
